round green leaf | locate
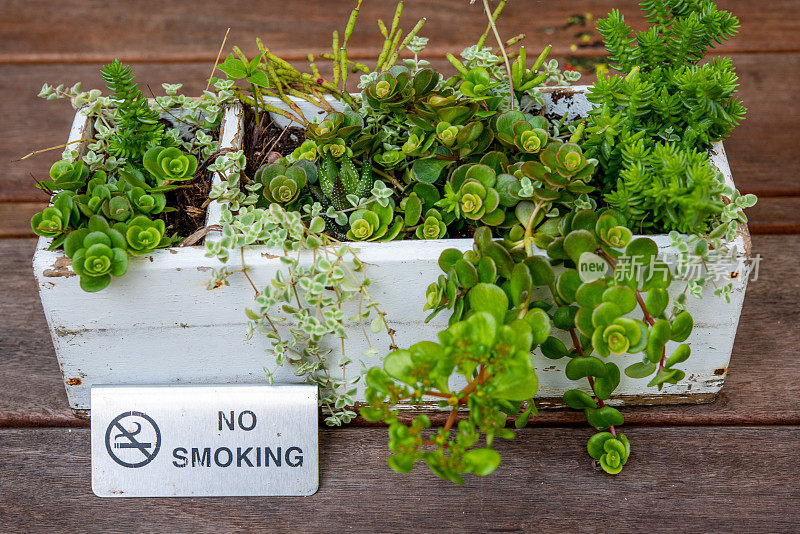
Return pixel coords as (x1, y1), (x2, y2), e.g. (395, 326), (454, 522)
(468, 283), (509, 323)
(454, 259), (479, 289)
(463, 448), (502, 476)
(625, 360), (657, 379)
(593, 362), (620, 400)
(645, 288), (669, 317)
(555, 269), (581, 303)
(665, 343), (691, 368)
(524, 308), (551, 345)
(564, 389), (597, 410)
(646, 319), (671, 363)
(602, 285), (637, 314)
(563, 229), (597, 264)
(524, 255), (556, 286)
(540, 335), (568, 360)
(670, 311), (693, 342)
(565, 356), (608, 380)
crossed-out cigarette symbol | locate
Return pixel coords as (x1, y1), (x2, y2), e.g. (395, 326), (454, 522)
(105, 411), (161, 468)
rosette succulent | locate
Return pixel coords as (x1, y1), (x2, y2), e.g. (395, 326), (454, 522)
(306, 111), (363, 146)
(493, 111), (549, 153)
(38, 160), (90, 192)
(63, 215), (129, 292)
(458, 68), (498, 99)
(127, 187), (167, 215)
(363, 66), (437, 110)
(255, 159), (314, 206)
(287, 140), (318, 163)
(346, 201), (403, 242)
(116, 215), (169, 255)
(587, 432), (630, 475)
(437, 164), (504, 225)
(416, 209), (447, 240)
(31, 191), (78, 238)
(143, 146), (198, 183)
(401, 127), (435, 157)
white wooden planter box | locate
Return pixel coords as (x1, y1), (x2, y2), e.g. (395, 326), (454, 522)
(33, 86), (752, 417)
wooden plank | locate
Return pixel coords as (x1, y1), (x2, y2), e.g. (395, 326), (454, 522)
(0, 426), (798, 530)
(2, 0), (798, 65)
(1, 235), (798, 428)
(0, 202), (45, 238)
(2, 52), (799, 203)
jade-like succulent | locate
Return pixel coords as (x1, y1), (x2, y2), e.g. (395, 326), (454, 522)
(587, 432), (630, 475)
(287, 140), (319, 163)
(39, 160), (90, 192)
(116, 215), (169, 255)
(401, 127), (436, 157)
(63, 215), (129, 292)
(31, 191), (77, 238)
(458, 68), (498, 99)
(143, 146), (198, 183)
(255, 159), (313, 206)
(346, 201), (402, 242)
(493, 111), (549, 152)
(437, 164), (504, 225)
(435, 122), (461, 147)
(306, 111), (363, 146)
(363, 66), (437, 110)
(538, 141), (595, 183)
(373, 149), (405, 169)
(127, 186), (167, 215)
(416, 209), (447, 239)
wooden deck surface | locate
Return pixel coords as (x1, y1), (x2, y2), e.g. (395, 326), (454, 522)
(1, 1), (798, 531)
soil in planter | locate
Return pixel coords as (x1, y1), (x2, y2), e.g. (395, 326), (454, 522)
(156, 117), (220, 241)
(242, 105), (306, 181)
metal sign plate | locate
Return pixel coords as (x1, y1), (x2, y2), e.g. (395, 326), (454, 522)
(91, 385), (318, 497)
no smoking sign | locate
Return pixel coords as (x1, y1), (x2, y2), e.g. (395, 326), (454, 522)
(91, 385), (318, 497)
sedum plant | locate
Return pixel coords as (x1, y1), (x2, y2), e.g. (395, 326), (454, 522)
(30, 60), (231, 291)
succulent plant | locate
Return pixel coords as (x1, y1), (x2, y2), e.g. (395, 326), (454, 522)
(38, 160), (90, 192)
(142, 146), (198, 183)
(127, 186), (167, 215)
(346, 200), (403, 241)
(363, 66), (437, 111)
(401, 127), (436, 157)
(287, 140), (319, 163)
(435, 122), (460, 147)
(587, 432), (630, 475)
(31, 191), (78, 238)
(116, 215), (169, 255)
(319, 153), (371, 211)
(255, 159), (314, 206)
(305, 111), (364, 148)
(437, 164), (504, 225)
(457, 67), (499, 100)
(416, 209), (447, 239)
(63, 215), (129, 292)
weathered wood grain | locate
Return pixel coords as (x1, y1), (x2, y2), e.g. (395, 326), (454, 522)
(1, 235), (798, 428)
(3, 53), (799, 203)
(0, 426), (797, 532)
(2, 0), (798, 65)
